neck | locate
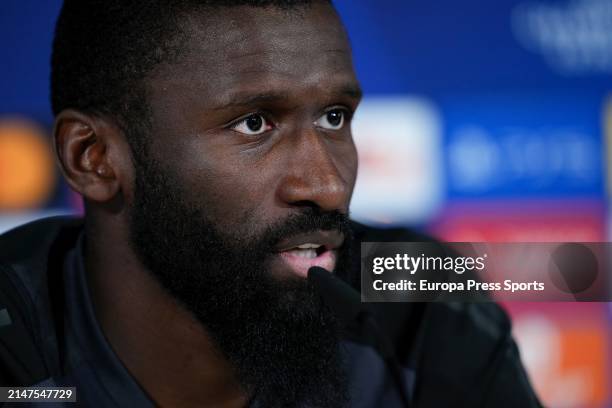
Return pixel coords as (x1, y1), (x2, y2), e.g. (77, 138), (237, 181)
(84, 215), (249, 408)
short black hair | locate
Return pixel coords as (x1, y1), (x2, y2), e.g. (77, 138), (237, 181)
(51, 0), (329, 157)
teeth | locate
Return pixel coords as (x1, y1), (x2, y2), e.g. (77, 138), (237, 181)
(296, 243), (321, 249)
(290, 249), (318, 259)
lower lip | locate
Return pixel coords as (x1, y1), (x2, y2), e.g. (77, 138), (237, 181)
(276, 249), (337, 278)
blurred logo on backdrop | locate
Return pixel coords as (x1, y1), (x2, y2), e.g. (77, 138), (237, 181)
(512, 0), (612, 75)
(509, 303), (610, 408)
(443, 93), (603, 198)
(432, 92), (606, 242)
(349, 97), (444, 225)
(0, 118), (56, 210)
(606, 95), (612, 198)
(447, 125), (599, 195)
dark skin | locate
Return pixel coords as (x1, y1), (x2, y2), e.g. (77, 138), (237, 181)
(53, 3), (361, 407)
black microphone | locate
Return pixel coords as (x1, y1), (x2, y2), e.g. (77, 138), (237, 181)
(307, 265), (364, 326)
(307, 266), (412, 408)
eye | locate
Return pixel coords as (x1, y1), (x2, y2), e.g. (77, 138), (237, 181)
(315, 108), (347, 130)
(230, 113), (273, 135)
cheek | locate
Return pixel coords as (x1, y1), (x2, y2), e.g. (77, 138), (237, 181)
(193, 171), (263, 230)
(336, 139), (359, 192)
(174, 145), (272, 231)
(209, 174), (266, 228)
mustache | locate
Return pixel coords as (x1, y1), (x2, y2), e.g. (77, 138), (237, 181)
(259, 209), (352, 251)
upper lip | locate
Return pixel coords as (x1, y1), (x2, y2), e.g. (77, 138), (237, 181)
(274, 230), (345, 252)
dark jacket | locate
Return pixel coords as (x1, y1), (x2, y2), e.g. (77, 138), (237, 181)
(0, 217), (542, 407)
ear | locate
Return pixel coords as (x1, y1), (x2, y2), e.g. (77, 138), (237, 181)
(53, 110), (128, 203)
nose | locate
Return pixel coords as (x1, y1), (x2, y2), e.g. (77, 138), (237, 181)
(276, 129), (353, 213)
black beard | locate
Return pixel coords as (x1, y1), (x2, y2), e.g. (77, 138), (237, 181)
(128, 156), (352, 407)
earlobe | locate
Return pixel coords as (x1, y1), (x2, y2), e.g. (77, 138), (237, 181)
(53, 110), (122, 203)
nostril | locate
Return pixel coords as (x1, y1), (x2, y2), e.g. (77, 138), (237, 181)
(290, 200), (321, 210)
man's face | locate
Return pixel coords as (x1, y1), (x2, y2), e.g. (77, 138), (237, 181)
(141, 2), (360, 279)
(127, 3), (361, 406)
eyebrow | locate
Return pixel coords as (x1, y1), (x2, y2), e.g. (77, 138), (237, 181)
(339, 85), (363, 100)
(213, 84), (363, 111)
(213, 91), (291, 111)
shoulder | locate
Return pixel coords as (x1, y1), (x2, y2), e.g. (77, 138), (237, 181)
(0, 216), (82, 313)
(0, 216), (83, 386)
(0, 216), (83, 266)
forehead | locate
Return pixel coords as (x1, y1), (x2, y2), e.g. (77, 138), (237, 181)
(146, 3), (357, 111)
(184, 3), (350, 55)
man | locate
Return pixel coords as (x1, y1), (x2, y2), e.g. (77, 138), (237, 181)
(0, 1), (541, 406)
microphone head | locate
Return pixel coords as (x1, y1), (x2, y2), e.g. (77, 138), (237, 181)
(307, 266), (364, 327)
